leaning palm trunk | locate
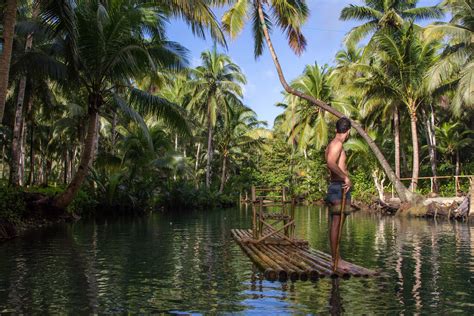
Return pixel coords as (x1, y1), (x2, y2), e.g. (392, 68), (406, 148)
(0, 0), (18, 122)
(256, 3), (412, 202)
(409, 111), (420, 192)
(53, 109), (99, 209)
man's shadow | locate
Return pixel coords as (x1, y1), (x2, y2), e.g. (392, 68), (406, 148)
(329, 278), (344, 315)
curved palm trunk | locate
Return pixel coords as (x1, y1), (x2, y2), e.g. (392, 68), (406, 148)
(0, 0), (18, 123)
(219, 154), (227, 193)
(409, 111), (419, 192)
(53, 109), (99, 209)
(256, 3), (412, 202)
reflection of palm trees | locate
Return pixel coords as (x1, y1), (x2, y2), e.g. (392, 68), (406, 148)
(430, 221), (440, 307)
(411, 237), (422, 311)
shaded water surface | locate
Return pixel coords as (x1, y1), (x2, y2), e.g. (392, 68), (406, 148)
(1, 206), (473, 314)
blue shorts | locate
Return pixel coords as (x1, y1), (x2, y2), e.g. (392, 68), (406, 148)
(325, 181), (351, 215)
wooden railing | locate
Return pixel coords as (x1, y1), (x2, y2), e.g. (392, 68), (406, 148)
(391, 175), (474, 196)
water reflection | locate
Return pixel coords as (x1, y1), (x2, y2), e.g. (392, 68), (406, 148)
(0, 207), (473, 314)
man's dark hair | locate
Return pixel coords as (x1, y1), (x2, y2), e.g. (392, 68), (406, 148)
(336, 117), (351, 133)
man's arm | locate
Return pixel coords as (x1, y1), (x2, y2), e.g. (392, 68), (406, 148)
(326, 141), (347, 180)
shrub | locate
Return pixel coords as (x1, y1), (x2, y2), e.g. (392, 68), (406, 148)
(0, 186), (26, 224)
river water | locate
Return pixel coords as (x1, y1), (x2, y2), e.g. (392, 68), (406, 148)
(0, 206), (473, 314)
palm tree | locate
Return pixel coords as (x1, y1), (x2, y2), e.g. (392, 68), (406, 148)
(281, 63), (352, 153)
(215, 103), (270, 192)
(340, 0), (443, 46)
(222, 0), (413, 202)
(41, 0), (190, 209)
(436, 122), (473, 193)
(355, 23), (440, 191)
(9, 0), (41, 187)
(345, 131), (387, 201)
(188, 48), (246, 188)
(425, 0), (473, 114)
(0, 0), (18, 123)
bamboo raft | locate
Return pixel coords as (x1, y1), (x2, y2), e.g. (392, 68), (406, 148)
(232, 228), (378, 281)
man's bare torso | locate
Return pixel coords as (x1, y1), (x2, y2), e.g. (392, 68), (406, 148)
(325, 139), (348, 182)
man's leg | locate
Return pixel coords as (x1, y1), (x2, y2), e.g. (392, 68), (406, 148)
(329, 204), (350, 271)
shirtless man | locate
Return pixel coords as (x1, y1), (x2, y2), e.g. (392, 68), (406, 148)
(325, 117), (352, 271)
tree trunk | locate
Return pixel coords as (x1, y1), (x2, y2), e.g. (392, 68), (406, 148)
(372, 169), (385, 202)
(393, 108), (401, 179)
(424, 108), (438, 193)
(43, 159), (52, 186)
(19, 116), (27, 185)
(9, 81), (26, 186)
(455, 150), (460, 195)
(205, 106), (213, 189)
(63, 148), (69, 185)
(219, 154), (227, 193)
(0, 141), (5, 179)
(409, 111), (419, 192)
(401, 144), (408, 177)
(256, 3), (412, 202)
(53, 109), (99, 209)
(27, 120), (35, 185)
(195, 142), (201, 188)
(38, 155), (44, 184)
(0, 0), (18, 123)
(9, 2), (38, 186)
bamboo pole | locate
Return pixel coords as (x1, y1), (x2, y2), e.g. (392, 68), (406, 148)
(309, 249), (375, 277)
(333, 191), (347, 272)
(259, 244), (299, 281)
(267, 245), (312, 281)
(231, 230), (277, 280)
(235, 229), (288, 280)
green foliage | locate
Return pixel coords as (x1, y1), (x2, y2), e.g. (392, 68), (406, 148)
(26, 185), (98, 216)
(159, 182), (236, 210)
(351, 169), (377, 203)
(69, 188), (98, 217)
(0, 186), (26, 224)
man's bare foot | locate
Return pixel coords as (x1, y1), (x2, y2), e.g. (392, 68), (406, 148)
(336, 259), (351, 272)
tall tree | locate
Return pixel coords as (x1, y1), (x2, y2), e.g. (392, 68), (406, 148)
(340, 0), (443, 46)
(425, 0), (473, 114)
(42, 0), (190, 209)
(0, 0), (18, 123)
(9, 0), (40, 186)
(222, 0), (413, 202)
(216, 103), (269, 192)
(280, 63), (352, 153)
(188, 48), (246, 188)
(355, 24), (440, 191)
(436, 122), (473, 193)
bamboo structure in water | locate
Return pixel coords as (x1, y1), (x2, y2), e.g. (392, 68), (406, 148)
(233, 186), (378, 281)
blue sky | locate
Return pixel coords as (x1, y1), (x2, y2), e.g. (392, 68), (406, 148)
(167, 0), (443, 127)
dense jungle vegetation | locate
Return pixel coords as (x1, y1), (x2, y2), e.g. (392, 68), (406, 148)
(0, 0), (472, 224)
